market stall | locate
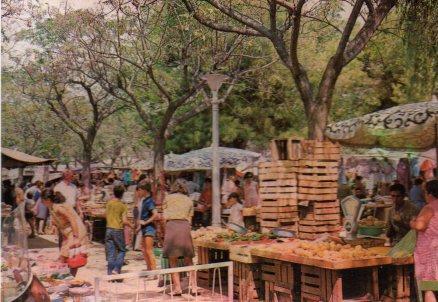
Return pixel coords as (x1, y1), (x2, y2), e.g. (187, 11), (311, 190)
(249, 239), (413, 301)
(1, 148), (56, 301)
(1, 148), (55, 169)
(192, 226), (285, 301)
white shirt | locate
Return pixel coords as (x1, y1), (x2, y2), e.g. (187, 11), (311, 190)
(229, 203), (244, 227)
(54, 181), (78, 208)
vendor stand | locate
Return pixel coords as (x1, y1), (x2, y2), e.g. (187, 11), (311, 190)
(192, 227), (284, 301)
(249, 241), (411, 301)
(1, 148), (55, 301)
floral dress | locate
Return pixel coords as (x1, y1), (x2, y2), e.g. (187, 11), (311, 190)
(414, 200), (438, 280)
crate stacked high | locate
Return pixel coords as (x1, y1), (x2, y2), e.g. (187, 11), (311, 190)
(259, 139), (341, 239)
(297, 141), (341, 239)
(258, 161), (299, 232)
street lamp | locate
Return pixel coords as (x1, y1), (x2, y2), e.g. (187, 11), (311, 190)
(202, 73), (229, 227)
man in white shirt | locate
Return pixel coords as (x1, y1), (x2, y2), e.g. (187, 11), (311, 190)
(54, 169), (81, 215)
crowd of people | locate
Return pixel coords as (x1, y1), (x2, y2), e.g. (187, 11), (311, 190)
(2, 168), (260, 295)
(2, 166), (437, 299)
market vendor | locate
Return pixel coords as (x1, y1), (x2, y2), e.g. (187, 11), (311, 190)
(243, 172), (260, 208)
(221, 173), (238, 203)
(198, 178), (212, 226)
(387, 183), (419, 244)
(352, 175), (367, 199)
(225, 192), (244, 227)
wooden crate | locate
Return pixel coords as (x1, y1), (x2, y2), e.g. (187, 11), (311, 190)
(270, 138), (303, 161)
(259, 161), (298, 181)
(233, 261), (263, 301)
(265, 281), (294, 302)
(295, 143), (341, 240)
(197, 246), (229, 288)
(259, 160), (300, 232)
(300, 141), (341, 160)
(261, 258), (296, 302)
(301, 265), (342, 302)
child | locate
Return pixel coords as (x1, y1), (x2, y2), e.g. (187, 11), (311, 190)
(105, 185), (134, 275)
(226, 192), (244, 227)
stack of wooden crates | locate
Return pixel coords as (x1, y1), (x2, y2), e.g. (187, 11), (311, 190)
(259, 139), (341, 239)
(258, 161), (299, 232)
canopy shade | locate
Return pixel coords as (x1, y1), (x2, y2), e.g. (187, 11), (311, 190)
(2, 148), (55, 169)
(165, 147), (261, 172)
(325, 100), (438, 150)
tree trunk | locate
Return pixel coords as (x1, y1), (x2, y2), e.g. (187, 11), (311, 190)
(305, 58), (341, 140)
(152, 135), (166, 204)
(307, 101), (329, 140)
(81, 145), (93, 189)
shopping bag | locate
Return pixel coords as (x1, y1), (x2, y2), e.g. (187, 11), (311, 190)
(67, 245), (88, 269)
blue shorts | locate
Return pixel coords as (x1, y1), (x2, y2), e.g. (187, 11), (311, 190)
(141, 224), (156, 237)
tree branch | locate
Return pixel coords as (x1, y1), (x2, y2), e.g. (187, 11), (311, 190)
(182, 0), (264, 37)
(343, 0), (396, 65)
(147, 66), (173, 103)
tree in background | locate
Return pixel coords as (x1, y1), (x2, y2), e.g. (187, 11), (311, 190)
(8, 9), (126, 187)
(66, 1), (267, 188)
(93, 110), (152, 169)
(1, 90), (80, 165)
(183, 0), (437, 140)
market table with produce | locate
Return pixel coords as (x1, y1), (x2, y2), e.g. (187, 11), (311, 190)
(191, 227), (414, 302)
(192, 227), (286, 301)
(249, 239), (413, 302)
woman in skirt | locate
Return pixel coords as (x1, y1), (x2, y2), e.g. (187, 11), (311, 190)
(162, 180), (197, 295)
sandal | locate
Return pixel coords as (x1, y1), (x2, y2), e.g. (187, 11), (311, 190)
(189, 290), (202, 296)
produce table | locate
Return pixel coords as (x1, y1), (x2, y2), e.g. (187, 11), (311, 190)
(193, 235), (284, 302)
(250, 243), (414, 302)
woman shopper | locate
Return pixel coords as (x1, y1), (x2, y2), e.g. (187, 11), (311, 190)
(41, 189), (89, 276)
(162, 180), (197, 296)
(410, 179), (438, 302)
(136, 183), (158, 274)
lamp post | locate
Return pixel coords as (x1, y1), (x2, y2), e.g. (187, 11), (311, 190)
(202, 74), (229, 227)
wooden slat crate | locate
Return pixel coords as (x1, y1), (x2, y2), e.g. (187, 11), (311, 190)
(259, 160), (300, 232)
(259, 161), (299, 181)
(270, 138), (303, 161)
(233, 261), (263, 301)
(295, 141), (341, 240)
(301, 265), (341, 302)
(197, 246), (229, 288)
(300, 141), (341, 160)
(265, 281), (294, 302)
(261, 258), (296, 302)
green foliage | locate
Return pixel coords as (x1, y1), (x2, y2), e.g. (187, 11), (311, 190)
(398, 0), (437, 95)
(3, 1), (436, 161)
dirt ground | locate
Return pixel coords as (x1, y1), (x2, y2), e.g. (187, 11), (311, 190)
(34, 235), (232, 301)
